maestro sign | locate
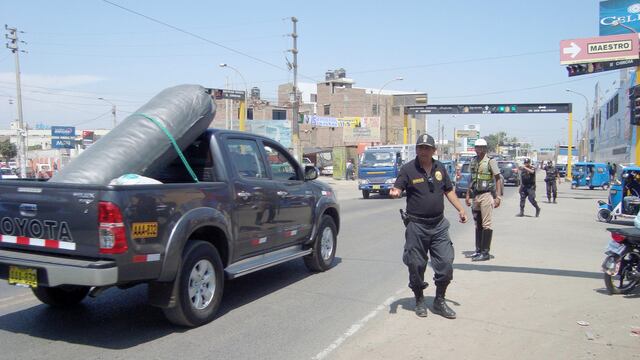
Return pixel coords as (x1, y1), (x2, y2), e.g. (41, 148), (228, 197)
(600, 0), (640, 35)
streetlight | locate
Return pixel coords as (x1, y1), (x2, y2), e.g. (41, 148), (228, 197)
(566, 89), (590, 160)
(377, 77), (403, 143)
(98, 97), (117, 128)
(219, 63), (248, 131)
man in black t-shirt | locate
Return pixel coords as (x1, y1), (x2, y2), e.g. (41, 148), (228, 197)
(390, 133), (467, 319)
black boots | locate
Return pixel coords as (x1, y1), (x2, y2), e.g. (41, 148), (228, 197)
(432, 285), (456, 319)
(553, 198), (557, 204)
(535, 206), (541, 217)
(433, 297), (456, 319)
(413, 289), (427, 317)
(472, 229), (493, 262)
(517, 208), (524, 217)
(466, 223), (482, 258)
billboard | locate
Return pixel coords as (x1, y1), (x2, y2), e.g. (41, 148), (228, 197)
(246, 120), (291, 148)
(600, 0), (640, 35)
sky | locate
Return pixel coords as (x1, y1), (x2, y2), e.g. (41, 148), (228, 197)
(0, 0), (625, 148)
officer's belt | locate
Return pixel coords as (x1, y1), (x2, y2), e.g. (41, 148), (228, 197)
(405, 213), (443, 225)
(474, 189), (492, 195)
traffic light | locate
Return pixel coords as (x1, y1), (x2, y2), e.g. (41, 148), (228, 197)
(629, 85), (640, 125)
(566, 62), (605, 77)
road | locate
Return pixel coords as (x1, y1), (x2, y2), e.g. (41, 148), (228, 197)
(0, 175), (637, 359)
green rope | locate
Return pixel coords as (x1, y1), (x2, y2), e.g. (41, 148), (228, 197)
(134, 113), (199, 183)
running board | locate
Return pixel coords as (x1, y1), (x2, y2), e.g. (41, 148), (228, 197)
(225, 245), (312, 279)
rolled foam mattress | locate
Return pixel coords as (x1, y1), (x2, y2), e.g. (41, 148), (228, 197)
(50, 84), (215, 185)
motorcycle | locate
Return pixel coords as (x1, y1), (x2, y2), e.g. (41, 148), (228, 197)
(602, 227), (640, 294)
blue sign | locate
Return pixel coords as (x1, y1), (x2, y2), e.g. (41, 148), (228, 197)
(600, 0), (640, 35)
(51, 138), (75, 149)
(51, 126), (75, 137)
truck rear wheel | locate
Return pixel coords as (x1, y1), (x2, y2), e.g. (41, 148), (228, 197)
(32, 285), (90, 307)
(163, 240), (224, 327)
(304, 215), (337, 272)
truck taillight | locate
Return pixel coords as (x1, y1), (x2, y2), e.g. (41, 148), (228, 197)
(98, 201), (128, 254)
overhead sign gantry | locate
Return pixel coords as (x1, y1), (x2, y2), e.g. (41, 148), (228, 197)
(403, 102), (575, 177)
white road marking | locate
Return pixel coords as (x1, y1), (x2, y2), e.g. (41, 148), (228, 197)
(312, 288), (405, 360)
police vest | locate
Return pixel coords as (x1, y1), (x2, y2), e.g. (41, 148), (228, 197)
(470, 156), (495, 193)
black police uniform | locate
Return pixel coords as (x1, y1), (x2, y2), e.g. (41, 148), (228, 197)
(394, 157), (455, 315)
(519, 163), (540, 217)
(544, 164), (558, 203)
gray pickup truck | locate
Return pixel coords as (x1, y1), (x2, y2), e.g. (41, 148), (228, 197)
(0, 129), (340, 327)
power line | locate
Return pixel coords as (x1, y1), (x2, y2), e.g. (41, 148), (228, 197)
(101, 1), (322, 83)
(349, 50), (557, 75)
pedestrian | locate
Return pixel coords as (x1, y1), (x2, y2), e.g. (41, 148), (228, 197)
(518, 158), (540, 217)
(544, 160), (558, 203)
(610, 162), (617, 182)
(390, 133), (467, 319)
(346, 159), (354, 180)
(465, 138), (503, 262)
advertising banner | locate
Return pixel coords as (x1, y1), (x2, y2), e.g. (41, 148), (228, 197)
(600, 0), (640, 35)
(51, 126), (75, 137)
(246, 120), (292, 148)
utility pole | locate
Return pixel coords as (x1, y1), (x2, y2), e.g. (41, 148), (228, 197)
(5, 25), (27, 179)
(288, 17), (301, 161)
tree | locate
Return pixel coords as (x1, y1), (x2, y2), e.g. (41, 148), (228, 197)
(0, 140), (17, 163)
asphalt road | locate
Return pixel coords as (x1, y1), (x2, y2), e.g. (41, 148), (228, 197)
(0, 176), (479, 359)
(1, 175), (632, 359)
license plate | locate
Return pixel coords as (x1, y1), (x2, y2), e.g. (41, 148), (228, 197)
(372, 185), (381, 190)
(606, 241), (626, 255)
(8, 266), (38, 288)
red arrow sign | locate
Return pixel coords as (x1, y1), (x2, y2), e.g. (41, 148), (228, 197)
(560, 33), (640, 65)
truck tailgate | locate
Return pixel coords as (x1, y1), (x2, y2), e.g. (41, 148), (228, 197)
(0, 182), (101, 257)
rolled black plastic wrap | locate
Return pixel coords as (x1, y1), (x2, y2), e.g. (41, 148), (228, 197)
(50, 84), (215, 185)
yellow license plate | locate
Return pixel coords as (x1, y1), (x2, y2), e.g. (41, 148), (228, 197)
(9, 266), (38, 288)
(373, 185), (381, 190)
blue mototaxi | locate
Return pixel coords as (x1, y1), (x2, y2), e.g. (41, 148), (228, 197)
(571, 162), (610, 190)
(597, 164), (640, 222)
(440, 160), (457, 186)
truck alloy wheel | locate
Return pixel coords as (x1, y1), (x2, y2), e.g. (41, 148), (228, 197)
(304, 215), (337, 272)
(163, 240), (224, 327)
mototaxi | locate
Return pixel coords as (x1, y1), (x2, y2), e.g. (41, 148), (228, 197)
(572, 162), (610, 190)
(597, 164), (640, 222)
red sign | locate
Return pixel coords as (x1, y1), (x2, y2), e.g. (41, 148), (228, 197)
(560, 33), (640, 65)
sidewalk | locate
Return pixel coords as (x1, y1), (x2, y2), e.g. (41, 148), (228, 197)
(331, 180), (640, 360)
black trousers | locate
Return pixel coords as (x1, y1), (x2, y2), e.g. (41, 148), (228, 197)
(519, 185), (539, 209)
(545, 180), (557, 199)
(403, 218), (454, 292)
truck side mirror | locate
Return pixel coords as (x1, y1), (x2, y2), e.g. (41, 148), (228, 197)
(304, 165), (318, 181)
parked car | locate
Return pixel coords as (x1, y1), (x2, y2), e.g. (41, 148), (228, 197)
(320, 165), (333, 176)
(0, 168), (18, 180)
(556, 164), (567, 178)
(455, 162), (472, 197)
(498, 161), (520, 186)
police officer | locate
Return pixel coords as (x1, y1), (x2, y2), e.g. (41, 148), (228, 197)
(465, 139), (503, 262)
(390, 133), (467, 319)
(543, 160), (558, 203)
(518, 158), (540, 217)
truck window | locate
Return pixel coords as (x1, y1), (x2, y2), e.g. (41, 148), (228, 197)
(361, 152), (395, 167)
(263, 143), (298, 181)
(151, 138), (216, 183)
(226, 139), (268, 179)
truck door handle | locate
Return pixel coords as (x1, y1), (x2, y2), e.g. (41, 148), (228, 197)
(277, 191), (288, 198)
(237, 191), (252, 200)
